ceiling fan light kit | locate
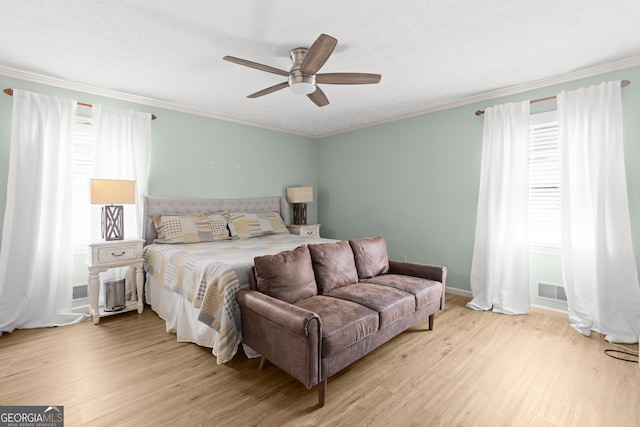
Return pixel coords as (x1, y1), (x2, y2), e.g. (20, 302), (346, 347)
(290, 79), (316, 95)
(223, 34), (381, 107)
(288, 47), (316, 95)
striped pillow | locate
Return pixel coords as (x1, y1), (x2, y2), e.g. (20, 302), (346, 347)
(153, 212), (230, 243)
(228, 211), (288, 239)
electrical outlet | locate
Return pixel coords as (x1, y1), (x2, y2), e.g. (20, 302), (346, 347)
(402, 255), (406, 262)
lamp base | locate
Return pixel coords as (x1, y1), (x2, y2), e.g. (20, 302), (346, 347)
(293, 203), (308, 225)
(102, 205), (124, 241)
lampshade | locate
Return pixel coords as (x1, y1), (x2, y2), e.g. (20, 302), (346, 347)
(90, 179), (136, 241)
(91, 179), (136, 205)
(287, 187), (313, 204)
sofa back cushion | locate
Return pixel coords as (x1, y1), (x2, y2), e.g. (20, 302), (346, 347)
(308, 241), (359, 294)
(253, 245), (317, 303)
(349, 237), (390, 279)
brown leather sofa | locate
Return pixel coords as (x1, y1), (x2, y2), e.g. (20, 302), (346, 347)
(235, 237), (446, 406)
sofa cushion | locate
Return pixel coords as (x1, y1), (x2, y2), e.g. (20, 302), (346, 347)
(349, 237), (390, 279)
(295, 295), (378, 357)
(362, 275), (443, 310)
(253, 245), (317, 304)
(327, 283), (415, 328)
(308, 241), (359, 294)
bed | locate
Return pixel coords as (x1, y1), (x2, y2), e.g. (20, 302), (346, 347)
(142, 195), (336, 364)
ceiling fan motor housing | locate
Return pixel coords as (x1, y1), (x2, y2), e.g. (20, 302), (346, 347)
(288, 48), (316, 94)
(223, 34), (380, 106)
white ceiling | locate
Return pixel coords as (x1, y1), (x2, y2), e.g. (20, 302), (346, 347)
(1, 1), (640, 137)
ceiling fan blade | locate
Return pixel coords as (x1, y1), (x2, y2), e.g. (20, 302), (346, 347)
(307, 87), (329, 107)
(223, 56), (289, 77)
(316, 73), (382, 85)
(247, 82), (289, 98)
(300, 34), (338, 75)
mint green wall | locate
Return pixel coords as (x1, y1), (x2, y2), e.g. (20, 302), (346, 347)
(147, 108), (318, 203)
(0, 75), (319, 248)
(2, 66), (640, 310)
(0, 75), (318, 286)
(316, 109), (482, 289)
(317, 65), (640, 309)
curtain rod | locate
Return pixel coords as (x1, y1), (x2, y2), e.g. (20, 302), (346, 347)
(474, 80), (631, 116)
(3, 88), (157, 120)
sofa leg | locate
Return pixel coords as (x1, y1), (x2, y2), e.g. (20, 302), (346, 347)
(428, 314), (435, 331)
(258, 356), (266, 370)
(318, 378), (327, 407)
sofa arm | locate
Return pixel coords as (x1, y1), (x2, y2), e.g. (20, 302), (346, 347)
(236, 289), (320, 337)
(236, 289), (322, 389)
(388, 260), (447, 310)
(388, 260), (447, 285)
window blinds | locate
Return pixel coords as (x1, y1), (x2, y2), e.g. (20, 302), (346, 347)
(72, 120), (94, 249)
(528, 118), (560, 248)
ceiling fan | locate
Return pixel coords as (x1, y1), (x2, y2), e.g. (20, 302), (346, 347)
(223, 34), (381, 107)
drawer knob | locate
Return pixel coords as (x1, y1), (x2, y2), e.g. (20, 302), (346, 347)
(111, 251), (126, 257)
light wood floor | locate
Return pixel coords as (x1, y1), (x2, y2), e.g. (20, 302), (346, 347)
(1, 294), (638, 427)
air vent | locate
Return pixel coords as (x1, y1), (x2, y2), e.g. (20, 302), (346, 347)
(73, 284), (88, 300)
(537, 281), (567, 302)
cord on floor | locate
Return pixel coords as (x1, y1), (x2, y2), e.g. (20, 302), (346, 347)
(604, 342), (639, 363)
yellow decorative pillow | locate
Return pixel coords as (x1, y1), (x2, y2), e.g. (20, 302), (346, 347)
(227, 211), (288, 239)
(153, 212), (230, 243)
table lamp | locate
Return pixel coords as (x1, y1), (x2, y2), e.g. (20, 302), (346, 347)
(91, 179), (136, 241)
(287, 186), (313, 225)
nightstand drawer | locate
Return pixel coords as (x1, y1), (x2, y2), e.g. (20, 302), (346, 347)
(287, 224), (321, 237)
(97, 244), (138, 263)
(300, 227), (319, 237)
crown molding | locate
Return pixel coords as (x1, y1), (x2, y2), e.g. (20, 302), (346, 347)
(0, 66), (312, 138)
(3, 56), (640, 140)
(316, 56), (640, 138)
(0, 66), (168, 109)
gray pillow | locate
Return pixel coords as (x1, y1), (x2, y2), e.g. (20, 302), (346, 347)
(308, 241), (359, 294)
(254, 245), (317, 303)
(349, 237), (390, 279)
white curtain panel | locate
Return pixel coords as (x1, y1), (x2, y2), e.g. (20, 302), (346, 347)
(91, 105), (152, 241)
(558, 81), (640, 343)
(468, 100), (530, 315)
(0, 90), (87, 333)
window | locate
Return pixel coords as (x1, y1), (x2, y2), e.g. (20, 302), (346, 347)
(72, 118), (94, 251)
(528, 111), (560, 249)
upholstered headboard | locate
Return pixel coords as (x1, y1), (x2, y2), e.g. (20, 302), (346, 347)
(143, 195), (288, 245)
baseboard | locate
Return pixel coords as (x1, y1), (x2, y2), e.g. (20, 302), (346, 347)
(72, 303), (90, 314)
(445, 286), (472, 298)
(445, 286), (570, 316)
(531, 303), (568, 314)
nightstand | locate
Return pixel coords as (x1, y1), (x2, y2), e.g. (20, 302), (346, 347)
(287, 224), (321, 238)
(86, 239), (145, 324)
